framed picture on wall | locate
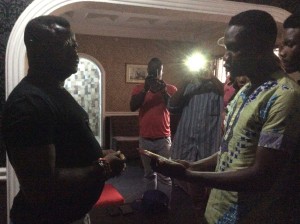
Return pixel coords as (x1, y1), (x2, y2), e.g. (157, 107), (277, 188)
(126, 64), (148, 83)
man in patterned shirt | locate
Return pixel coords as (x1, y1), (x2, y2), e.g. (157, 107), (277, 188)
(150, 10), (300, 223)
(280, 12), (300, 84)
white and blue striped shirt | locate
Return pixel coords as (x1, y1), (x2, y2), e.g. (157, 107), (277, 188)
(169, 80), (223, 161)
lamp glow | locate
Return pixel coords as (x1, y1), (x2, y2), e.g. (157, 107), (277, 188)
(185, 52), (207, 72)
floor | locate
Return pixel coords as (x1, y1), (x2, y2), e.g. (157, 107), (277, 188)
(89, 158), (200, 224)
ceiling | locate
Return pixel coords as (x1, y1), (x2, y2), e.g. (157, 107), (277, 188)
(59, 1), (291, 50)
(60, 2), (227, 43)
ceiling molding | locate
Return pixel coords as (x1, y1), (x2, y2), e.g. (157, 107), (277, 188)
(57, 1), (291, 43)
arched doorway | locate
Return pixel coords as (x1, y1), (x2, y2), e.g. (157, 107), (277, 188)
(64, 54), (105, 145)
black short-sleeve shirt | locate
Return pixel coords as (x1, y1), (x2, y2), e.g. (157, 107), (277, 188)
(2, 75), (103, 223)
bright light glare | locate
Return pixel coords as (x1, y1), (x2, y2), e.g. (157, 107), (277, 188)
(185, 52), (207, 72)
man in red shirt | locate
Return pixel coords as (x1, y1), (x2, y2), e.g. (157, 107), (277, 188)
(130, 58), (177, 201)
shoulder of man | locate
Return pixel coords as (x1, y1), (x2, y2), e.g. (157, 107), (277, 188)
(276, 71), (300, 94)
(4, 78), (55, 110)
(166, 83), (177, 94)
(131, 84), (144, 95)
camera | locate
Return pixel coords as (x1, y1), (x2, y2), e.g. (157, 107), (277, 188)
(146, 71), (159, 79)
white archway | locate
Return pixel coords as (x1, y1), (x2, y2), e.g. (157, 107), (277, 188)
(5, 0), (290, 223)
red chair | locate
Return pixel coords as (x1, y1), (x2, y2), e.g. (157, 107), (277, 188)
(94, 184), (125, 207)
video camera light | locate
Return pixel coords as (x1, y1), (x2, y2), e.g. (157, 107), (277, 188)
(184, 52), (208, 73)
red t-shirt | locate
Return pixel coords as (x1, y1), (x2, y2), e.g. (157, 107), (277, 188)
(131, 84), (177, 138)
(223, 76), (236, 108)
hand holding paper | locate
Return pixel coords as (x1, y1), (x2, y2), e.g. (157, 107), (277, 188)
(138, 148), (186, 179)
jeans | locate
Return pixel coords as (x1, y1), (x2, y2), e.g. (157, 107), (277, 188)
(139, 137), (172, 201)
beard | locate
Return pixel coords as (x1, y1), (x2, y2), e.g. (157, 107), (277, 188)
(50, 57), (79, 81)
(283, 60), (300, 74)
(229, 59), (258, 79)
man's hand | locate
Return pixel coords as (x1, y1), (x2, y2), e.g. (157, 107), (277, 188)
(144, 76), (153, 92)
(150, 79), (166, 93)
(174, 159), (191, 169)
(103, 151), (126, 178)
(102, 149), (115, 156)
(150, 157), (187, 179)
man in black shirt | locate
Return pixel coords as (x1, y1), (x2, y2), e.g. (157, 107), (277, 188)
(2, 15), (126, 224)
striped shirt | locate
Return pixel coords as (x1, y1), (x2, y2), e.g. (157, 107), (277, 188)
(169, 80), (223, 161)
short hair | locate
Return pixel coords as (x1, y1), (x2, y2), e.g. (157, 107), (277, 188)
(283, 13), (300, 29)
(24, 15), (70, 47)
(147, 58), (162, 76)
(228, 10), (277, 49)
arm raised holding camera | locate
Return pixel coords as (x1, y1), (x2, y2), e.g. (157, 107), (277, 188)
(129, 76), (152, 111)
(149, 79), (170, 105)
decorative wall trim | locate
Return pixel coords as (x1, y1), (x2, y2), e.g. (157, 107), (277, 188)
(5, 0), (290, 223)
(105, 111), (138, 116)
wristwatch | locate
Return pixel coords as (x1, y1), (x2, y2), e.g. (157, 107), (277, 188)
(94, 158), (112, 180)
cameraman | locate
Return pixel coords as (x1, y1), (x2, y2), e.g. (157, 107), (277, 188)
(130, 58), (177, 202)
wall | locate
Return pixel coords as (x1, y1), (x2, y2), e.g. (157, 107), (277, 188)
(76, 34), (209, 111)
(0, 0), (33, 166)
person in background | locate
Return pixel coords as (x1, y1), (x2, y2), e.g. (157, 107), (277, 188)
(224, 75), (249, 108)
(279, 12), (300, 84)
(222, 75), (249, 133)
(223, 75), (236, 108)
(2, 16), (126, 224)
(130, 57), (177, 202)
(232, 76), (249, 94)
(150, 10), (300, 223)
(168, 70), (223, 219)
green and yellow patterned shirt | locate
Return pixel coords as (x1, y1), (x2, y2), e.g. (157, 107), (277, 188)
(205, 71), (300, 224)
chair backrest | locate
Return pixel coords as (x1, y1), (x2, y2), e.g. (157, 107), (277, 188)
(110, 115), (139, 137)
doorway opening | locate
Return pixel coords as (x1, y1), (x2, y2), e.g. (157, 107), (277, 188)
(64, 54), (104, 144)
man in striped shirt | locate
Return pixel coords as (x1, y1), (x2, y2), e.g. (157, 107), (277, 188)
(168, 72), (223, 219)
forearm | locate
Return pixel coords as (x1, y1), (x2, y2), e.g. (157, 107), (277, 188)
(185, 166), (269, 192)
(130, 90), (146, 111)
(161, 90), (171, 105)
(168, 84), (188, 112)
(184, 149), (286, 192)
(189, 152), (218, 172)
(19, 163), (105, 205)
(210, 76), (224, 96)
(169, 86), (186, 107)
(53, 164), (105, 198)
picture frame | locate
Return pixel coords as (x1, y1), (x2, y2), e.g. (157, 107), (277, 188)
(126, 64), (148, 83)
